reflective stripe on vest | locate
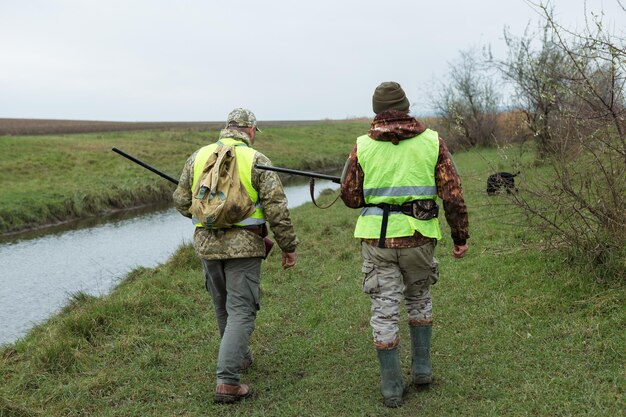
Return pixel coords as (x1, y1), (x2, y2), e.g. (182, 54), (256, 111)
(191, 138), (265, 228)
(364, 185), (437, 198)
(354, 129), (442, 240)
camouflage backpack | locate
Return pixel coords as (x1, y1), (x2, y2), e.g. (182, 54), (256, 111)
(190, 145), (255, 228)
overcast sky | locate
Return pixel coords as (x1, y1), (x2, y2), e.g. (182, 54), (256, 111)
(1, 0), (624, 122)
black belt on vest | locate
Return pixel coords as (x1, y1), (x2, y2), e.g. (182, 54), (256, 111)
(365, 200), (439, 248)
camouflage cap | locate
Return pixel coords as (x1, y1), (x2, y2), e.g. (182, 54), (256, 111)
(226, 108), (261, 132)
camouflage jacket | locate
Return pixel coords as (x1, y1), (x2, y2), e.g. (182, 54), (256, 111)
(173, 128), (298, 260)
(340, 110), (469, 248)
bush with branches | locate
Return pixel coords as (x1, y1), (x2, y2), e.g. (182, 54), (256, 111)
(499, 1), (625, 281)
(431, 48), (502, 151)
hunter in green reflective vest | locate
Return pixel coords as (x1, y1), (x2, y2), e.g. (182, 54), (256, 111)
(173, 108), (298, 402)
(341, 82), (469, 409)
(354, 128), (442, 240)
(191, 137), (266, 228)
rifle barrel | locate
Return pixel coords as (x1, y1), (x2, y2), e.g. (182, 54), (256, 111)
(254, 164), (341, 184)
(112, 147), (179, 185)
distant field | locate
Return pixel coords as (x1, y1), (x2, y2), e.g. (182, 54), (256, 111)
(0, 120), (370, 235)
(0, 118), (362, 136)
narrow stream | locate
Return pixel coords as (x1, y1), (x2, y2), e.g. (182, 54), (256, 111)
(0, 180), (340, 345)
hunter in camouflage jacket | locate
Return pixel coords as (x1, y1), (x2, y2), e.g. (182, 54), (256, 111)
(341, 109), (469, 248)
(173, 128), (298, 260)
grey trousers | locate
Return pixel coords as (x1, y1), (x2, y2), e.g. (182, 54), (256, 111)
(200, 257), (262, 385)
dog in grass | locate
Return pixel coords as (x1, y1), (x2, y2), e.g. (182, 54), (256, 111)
(486, 171), (520, 195)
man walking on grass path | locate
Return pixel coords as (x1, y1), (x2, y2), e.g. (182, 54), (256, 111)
(340, 82), (469, 407)
(173, 108), (298, 404)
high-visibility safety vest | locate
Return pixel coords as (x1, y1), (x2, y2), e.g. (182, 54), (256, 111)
(354, 129), (442, 240)
(191, 138), (265, 228)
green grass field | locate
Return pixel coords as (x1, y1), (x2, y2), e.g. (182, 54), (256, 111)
(0, 122), (368, 235)
(1, 140), (623, 416)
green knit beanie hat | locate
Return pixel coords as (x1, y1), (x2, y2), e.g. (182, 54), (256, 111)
(372, 81), (410, 114)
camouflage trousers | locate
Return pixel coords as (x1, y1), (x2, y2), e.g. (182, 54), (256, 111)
(361, 241), (439, 349)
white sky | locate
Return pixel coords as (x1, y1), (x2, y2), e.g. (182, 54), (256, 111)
(1, 0), (625, 122)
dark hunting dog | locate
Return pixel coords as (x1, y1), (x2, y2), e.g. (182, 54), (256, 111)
(486, 171), (520, 195)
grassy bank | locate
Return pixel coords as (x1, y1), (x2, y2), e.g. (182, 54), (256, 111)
(0, 121), (368, 235)
(1, 146), (623, 416)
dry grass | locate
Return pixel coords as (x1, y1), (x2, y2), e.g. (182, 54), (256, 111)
(495, 109), (531, 143)
(0, 118), (369, 136)
(0, 118), (223, 136)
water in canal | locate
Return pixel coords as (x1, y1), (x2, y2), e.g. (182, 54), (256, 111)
(0, 179), (340, 345)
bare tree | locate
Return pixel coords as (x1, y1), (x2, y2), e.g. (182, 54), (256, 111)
(498, 23), (573, 158)
(431, 48), (501, 150)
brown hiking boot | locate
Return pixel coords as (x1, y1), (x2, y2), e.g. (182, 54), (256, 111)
(214, 383), (252, 404)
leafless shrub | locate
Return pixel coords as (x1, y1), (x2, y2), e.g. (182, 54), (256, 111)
(431, 48), (502, 150)
(497, 24), (573, 158)
(505, 1), (626, 282)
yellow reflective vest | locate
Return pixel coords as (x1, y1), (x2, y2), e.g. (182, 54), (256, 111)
(354, 129), (442, 240)
(191, 138), (265, 228)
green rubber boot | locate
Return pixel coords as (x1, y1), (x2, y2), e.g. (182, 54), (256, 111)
(410, 325), (432, 385)
(376, 347), (404, 407)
